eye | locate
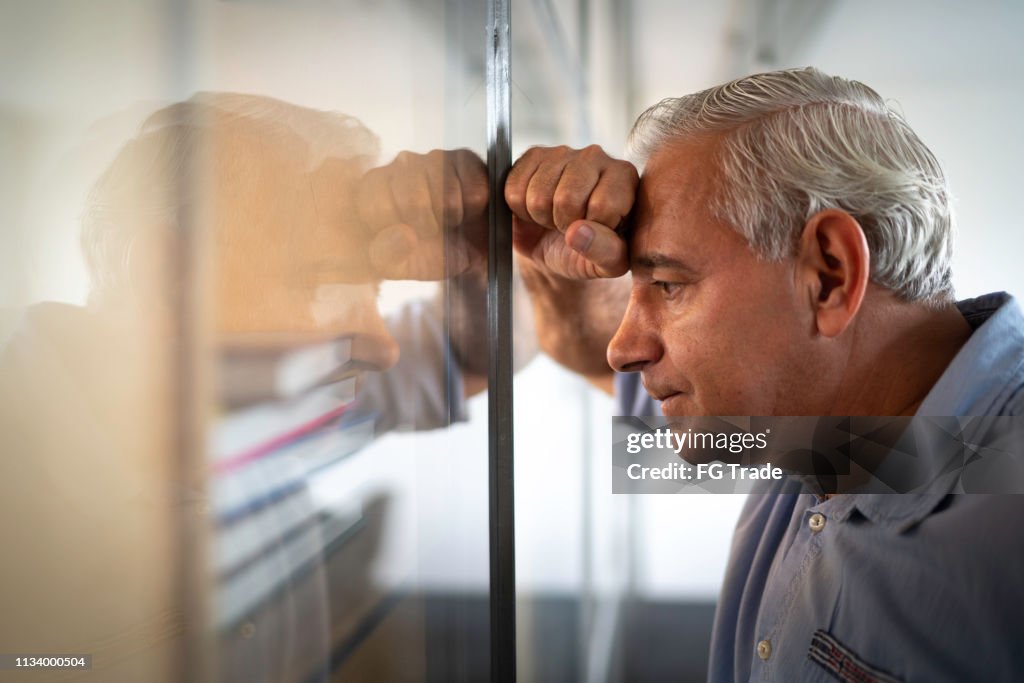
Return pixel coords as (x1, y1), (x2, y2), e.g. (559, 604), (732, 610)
(653, 280), (684, 299)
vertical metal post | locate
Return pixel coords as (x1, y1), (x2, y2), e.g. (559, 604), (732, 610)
(486, 0), (516, 681)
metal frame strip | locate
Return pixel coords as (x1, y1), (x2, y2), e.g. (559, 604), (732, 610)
(486, 0), (516, 680)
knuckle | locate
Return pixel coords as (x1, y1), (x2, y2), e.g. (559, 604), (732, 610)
(525, 192), (550, 219)
(504, 183), (525, 208)
(589, 192), (632, 223)
(409, 196), (433, 218)
(587, 194), (612, 217)
(431, 149), (450, 169)
(464, 185), (489, 209)
(520, 145), (543, 162)
(359, 166), (385, 186)
(617, 161), (641, 185)
(553, 187), (583, 214)
(579, 144), (608, 161)
(443, 194), (463, 217)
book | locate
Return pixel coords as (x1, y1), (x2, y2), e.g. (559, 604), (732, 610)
(219, 334), (357, 408)
(212, 416), (375, 577)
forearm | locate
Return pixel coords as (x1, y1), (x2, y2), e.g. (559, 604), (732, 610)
(443, 267), (489, 396)
(518, 255), (629, 384)
(443, 265), (542, 397)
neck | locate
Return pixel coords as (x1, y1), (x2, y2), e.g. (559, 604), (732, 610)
(828, 292), (972, 417)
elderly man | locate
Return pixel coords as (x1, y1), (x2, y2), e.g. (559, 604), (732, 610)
(507, 67), (1024, 681)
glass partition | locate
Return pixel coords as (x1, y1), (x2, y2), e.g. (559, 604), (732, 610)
(509, 2), (631, 682)
(1, 1), (498, 681)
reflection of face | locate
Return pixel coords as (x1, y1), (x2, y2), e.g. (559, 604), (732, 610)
(607, 137), (819, 416)
(212, 117), (398, 371)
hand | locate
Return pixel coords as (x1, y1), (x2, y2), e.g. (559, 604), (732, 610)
(505, 145), (638, 279)
(355, 149), (489, 280)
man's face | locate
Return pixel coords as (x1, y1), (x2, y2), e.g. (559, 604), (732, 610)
(607, 136), (819, 416)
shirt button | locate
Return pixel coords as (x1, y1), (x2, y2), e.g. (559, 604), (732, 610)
(809, 512), (826, 533)
(757, 639), (772, 660)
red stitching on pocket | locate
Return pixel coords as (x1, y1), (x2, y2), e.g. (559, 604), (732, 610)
(807, 629), (902, 683)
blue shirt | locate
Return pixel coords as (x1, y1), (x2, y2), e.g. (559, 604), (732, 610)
(616, 292), (1024, 682)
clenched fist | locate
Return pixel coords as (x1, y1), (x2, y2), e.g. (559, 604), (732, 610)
(356, 148), (489, 280)
(505, 145), (638, 279)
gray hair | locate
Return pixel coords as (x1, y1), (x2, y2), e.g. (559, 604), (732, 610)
(627, 67), (954, 303)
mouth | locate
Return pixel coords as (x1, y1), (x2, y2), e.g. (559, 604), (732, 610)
(651, 391), (681, 402)
(643, 381), (682, 403)
(647, 389), (690, 416)
(642, 376), (693, 414)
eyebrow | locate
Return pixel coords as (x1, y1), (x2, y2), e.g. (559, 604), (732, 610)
(631, 252), (700, 276)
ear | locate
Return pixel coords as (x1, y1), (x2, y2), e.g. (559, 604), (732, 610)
(796, 209), (870, 338)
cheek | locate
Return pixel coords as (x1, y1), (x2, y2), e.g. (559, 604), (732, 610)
(310, 284), (386, 334)
(666, 298), (802, 412)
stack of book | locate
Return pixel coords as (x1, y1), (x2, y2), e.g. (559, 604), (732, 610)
(209, 334), (377, 634)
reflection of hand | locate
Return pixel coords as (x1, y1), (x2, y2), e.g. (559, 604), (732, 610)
(505, 145), (637, 279)
(356, 149), (489, 280)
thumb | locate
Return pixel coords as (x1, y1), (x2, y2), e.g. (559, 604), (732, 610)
(565, 220), (628, 278)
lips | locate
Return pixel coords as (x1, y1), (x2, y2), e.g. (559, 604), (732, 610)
(642, 379), (681, 403)
(659, 393), (690, 416)
(642, 379), (691, 415)
(641, 372), (696, 415)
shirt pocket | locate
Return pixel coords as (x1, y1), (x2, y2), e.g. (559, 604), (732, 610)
(806, 629), (903, 683)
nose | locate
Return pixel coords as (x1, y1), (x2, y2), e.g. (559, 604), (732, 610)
(607, 294), (662, 373)
(347, 303), (400, 371)
(350, 330), (400, 372)
(312, 283), (400, 372)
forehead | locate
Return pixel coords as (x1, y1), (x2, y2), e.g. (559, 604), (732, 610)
(631, 136), (746, 268)
(641, 135), (721, 203)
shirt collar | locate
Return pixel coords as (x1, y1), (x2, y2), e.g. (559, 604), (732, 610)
(917, 292), (1024, 416)
(822, 293), (1023, 532)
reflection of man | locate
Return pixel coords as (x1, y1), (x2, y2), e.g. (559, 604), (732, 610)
(0, 93), (491, 682)
(509, 68), (1024, 681)
(82, 93), (489, 388)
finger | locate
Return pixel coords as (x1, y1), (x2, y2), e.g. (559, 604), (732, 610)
(565, 219), (629, 278)
(586, 162), (639, 230)
(435, 236), (476, 278)
(392, 154), (440, 237)
(452, 152), (489, 258)
(505, 148), (544, 219)
(512, 214), (547, 257)
(552, 155), (601, 233)
(424, 150), (461, 229)
(371, 229), (476, 280)
(524, 150), (570, 228)
(453, 149), (489, 226)
(356, 167), (403, 232)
